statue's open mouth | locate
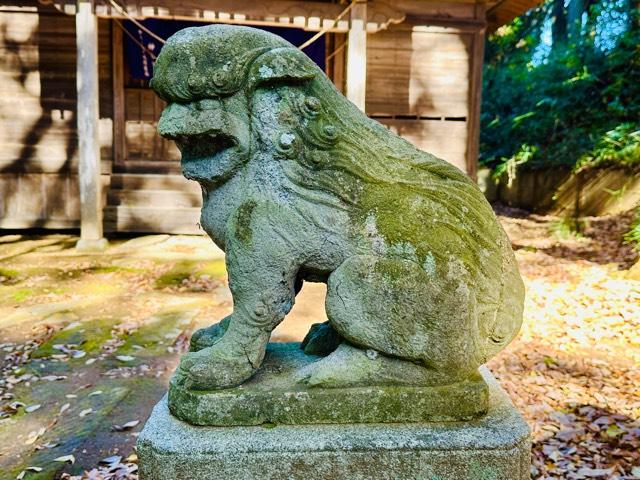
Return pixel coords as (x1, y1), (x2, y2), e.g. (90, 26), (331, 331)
(176, 133), (241, 186)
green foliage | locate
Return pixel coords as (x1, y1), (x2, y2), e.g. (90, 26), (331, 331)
(576, 123), (640, 170)
(481, 1), (640, 173)
(492, 144), (538, 183)
(549, 217), (584, 239)
(624, 208), (640, 250)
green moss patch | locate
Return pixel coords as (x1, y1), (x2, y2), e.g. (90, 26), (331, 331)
(155, 260), (197, 287)
(5, 385), (130, 480)
(11, 288), (35, 303)
(0, 267), (20, 284)
(32, 318), (116, 359)
(117, 311), (194, 358)
(195, 259), (226, 278)
(155, 259), (226, 288)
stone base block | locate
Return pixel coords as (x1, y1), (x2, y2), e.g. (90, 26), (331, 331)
(138, 368), (531, 480)
(169, 343), (488, 425)
(75, 237), (109, 252)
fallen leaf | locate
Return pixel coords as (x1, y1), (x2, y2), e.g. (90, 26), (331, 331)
(115, 355), (135, 362)
(79, 408), (93, 417)
(576, 467), (615, 477)
(99, 455), (122, 464)
(122, 420), (140, 429)
(53, 454), (75, 464)
(25, 404), (41, 413)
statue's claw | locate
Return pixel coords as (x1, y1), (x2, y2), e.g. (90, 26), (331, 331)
(176, 345), (257, 390)
(189, 317), (230, 352)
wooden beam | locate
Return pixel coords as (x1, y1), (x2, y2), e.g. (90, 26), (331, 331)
(111, 20), (126, 169)
(465, 5), (486, 182)
(346, 1), (367, 111)
(50, 0), (404, 33)
(76, 0), (108, 251)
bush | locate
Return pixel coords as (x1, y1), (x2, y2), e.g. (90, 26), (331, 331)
(481, 2), (640, 173)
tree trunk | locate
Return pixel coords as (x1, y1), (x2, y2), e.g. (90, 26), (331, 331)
(567, 0), (584, 39)
(552, 0), (568, 44)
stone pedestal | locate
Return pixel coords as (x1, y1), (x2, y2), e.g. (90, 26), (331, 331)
(168, 343), (489, 426)
(138, 367), (531, 480)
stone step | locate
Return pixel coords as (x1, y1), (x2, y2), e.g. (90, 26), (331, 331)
(104, 206), (202, 234)
(110, 173), (199, 192)
(107, 189), (202, 208)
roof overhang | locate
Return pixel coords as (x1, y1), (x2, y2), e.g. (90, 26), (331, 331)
(39, 0), (406, 33)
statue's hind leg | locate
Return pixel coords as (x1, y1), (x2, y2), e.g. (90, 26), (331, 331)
(297, 255), (467, 388)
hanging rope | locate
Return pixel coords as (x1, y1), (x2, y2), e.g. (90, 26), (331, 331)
(114, 18), (157, 60)
(298, 1), (355, 50)
(108, 0), (166, 45)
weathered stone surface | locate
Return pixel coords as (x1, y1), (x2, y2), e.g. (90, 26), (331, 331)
(169, 343), (488, 426)
(138, 368), (531, 480)
(150, 24), (526, 397)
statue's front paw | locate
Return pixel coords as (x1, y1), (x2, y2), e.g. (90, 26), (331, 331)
(189, 317), (229, 352)
(175, 346), (257, 390)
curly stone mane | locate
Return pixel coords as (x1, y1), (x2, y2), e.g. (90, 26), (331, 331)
(270, 59), (505, 280)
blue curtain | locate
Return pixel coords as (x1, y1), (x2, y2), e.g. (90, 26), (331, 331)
(122, 19), (326, 81)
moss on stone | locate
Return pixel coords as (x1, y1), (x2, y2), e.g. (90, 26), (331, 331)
(11, 288), (35, 302)
(168, 343), (488, 426)
(32, 318), (116, 359)
(0, 267), (20, 282)
(234, 200), (257, 245)
(155, 259), (226, 288)
(195, 259), (226, 278)
(155, 260), (197, 287)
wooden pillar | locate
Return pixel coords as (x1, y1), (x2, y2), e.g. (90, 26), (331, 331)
(466, 5), (487, 182)
(346, 1), (367, 111)
(112, 21), (125, 169)
(75, 0), (108, 251)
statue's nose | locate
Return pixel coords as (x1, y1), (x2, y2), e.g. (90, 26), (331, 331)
(157, 103), (193, 140)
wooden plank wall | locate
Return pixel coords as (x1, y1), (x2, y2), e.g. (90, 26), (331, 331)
(0, 5), (112, 228)
(366, 20), (472, 173)
(123, 88), (180, 167)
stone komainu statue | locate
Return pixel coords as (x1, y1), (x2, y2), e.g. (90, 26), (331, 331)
(151, 25), (524, 391)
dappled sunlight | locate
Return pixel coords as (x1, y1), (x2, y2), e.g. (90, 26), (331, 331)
(0, 234), (232, 477)
(1, 211), (639, 477)
(490, 212), (640, 479)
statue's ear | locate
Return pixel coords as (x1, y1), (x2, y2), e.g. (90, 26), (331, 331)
(248, 47), (316, 89)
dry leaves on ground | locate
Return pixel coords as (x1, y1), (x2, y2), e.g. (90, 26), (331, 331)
(491, 209), (640, 479)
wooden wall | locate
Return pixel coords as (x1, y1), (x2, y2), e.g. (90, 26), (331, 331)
(365, 12), (483, 175)
(0, 1), (486, 232)
(122, 88), (180, 170)
(0, 5), (112, 228)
